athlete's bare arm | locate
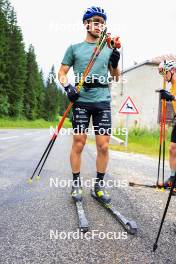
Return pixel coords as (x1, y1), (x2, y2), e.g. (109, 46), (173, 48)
(109, 65), (121, 82)
(58, 65), (70, 86)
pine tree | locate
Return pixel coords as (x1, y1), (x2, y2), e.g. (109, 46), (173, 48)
(0, 0), (26, 118)
(0, 0), (47, 120)
(57, 86), (72, 119)
(43, 66), (59, 121)
(36, 70), (45, 118)
(24, 45), (40, 120)
(6, 7), (26, 118)
(0, 0), (10, 116)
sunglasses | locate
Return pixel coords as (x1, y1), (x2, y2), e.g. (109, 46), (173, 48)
(89, 18), (105, 25)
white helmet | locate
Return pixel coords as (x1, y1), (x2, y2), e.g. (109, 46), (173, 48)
(158, 60), (176, 75)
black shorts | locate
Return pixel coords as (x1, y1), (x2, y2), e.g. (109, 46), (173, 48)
(171, 124), (176, 143)
(72, 101), (112, 135)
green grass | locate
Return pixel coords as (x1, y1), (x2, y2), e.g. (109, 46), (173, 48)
(0, 116), (72, 129)
(113, 127), (171, 158)
(88, 127), (171, 158)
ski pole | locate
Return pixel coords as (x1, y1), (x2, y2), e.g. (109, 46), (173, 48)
(162, 99), (167, 186)
(28, 28), (109, 183)
(156, 60), (167, 188)
(156, 95), (164, 187)
(32, 102), (73, 182)
(156, 98), (167, 187)
(161, 60), (167, 186)
(153, 173), (176, 252)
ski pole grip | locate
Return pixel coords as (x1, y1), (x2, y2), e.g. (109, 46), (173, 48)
(107, 34), (121, 49)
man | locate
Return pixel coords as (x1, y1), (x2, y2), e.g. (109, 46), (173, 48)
(158, 60), (176, 189)
(58, 6), (120, 203)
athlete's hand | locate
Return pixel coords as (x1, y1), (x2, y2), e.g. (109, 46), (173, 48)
(109, 49), (120, 69)
(159, 89), (176, 101)
(64, 84), (79, 102)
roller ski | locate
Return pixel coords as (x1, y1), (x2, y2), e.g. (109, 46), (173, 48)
(91, 185), (138, 235)
(71, 183), (89, 233)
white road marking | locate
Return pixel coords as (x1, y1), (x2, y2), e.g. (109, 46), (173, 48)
(111, 135), (124, 145)
(33, 136), (47, 141)
(0, 131), (48, 142)
(0, 136), (19, 140)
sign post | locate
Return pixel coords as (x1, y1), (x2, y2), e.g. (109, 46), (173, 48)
(125, 115), (129, 147)
(119, 96), (139, 147)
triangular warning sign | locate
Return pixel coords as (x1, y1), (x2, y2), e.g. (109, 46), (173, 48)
(119, 96), (139, 114)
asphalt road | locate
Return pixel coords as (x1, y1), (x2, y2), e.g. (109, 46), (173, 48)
(0, 129), (176, 264)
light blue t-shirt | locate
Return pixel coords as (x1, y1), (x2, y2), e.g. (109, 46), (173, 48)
(61, 41), (112, 103)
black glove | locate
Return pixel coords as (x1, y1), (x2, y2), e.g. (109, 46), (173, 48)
(64, 84), (79, 102)
(159, 89), (175, 101)
(109, 48), (120, 69)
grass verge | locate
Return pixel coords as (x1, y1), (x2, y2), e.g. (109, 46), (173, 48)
(0, 116), (72, 129)
(88, 127), (171, 158)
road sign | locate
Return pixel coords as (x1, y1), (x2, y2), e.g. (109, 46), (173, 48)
(119, 96), (139, 114)
(118, 97), (139, 147)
